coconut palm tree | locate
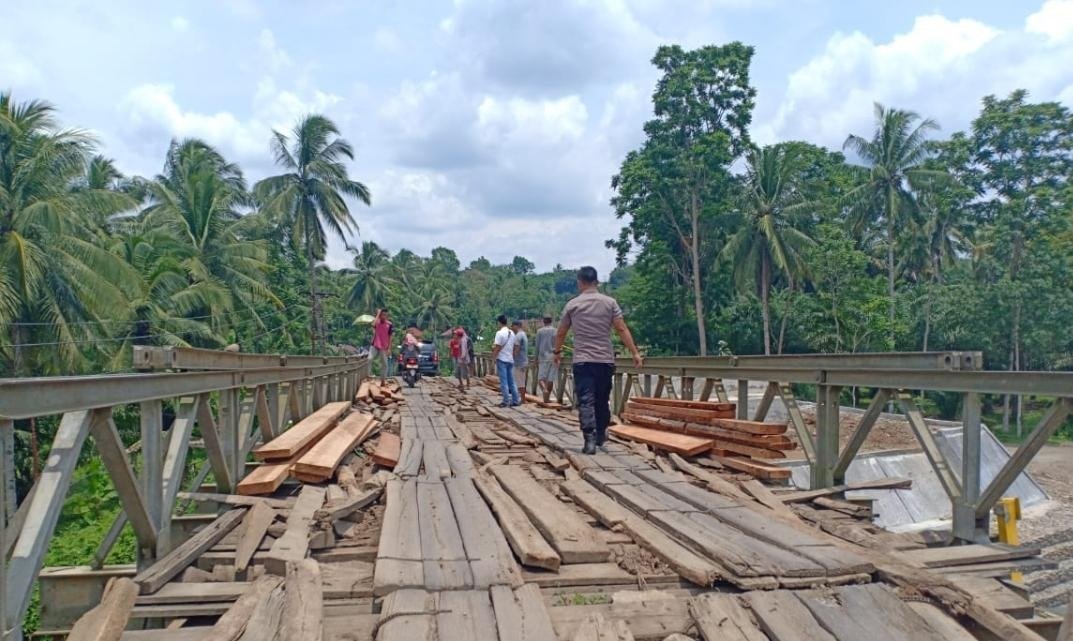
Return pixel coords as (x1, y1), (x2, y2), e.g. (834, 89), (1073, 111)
(0, 93), (137, 374)
(346, 241), (392, 312)
(843, 104), (947, 348)
(141, 139), (278, 339)
(254, 115), (371, 353)
(720, 145), (814, 354)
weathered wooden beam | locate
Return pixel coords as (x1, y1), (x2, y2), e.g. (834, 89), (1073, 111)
(134, 508), (246, 594)
(89, 409), (159, 553)
(6, 411), (92, 628)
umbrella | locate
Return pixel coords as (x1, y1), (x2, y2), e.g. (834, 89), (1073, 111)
(354, 314), (376, 325)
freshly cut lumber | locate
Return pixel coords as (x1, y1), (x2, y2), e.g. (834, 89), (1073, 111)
(236, 458), (293, 495)
(371, 432), (401, 468)
(135, 509), (246, 594)
(473, 474), (561, 571)
(292, 412), (376, 480)
(625, 401), (736, 422)
(561, 479), (720, 587)
(490, 465), (609, 564)
(689, 593), (769, 641)
(628, 396), (736, 412)
(777, 477), (912, 503)
(67, 577), (139, 641)
(264, 485), (326, 576)
(281, 559), (322, 641)
(252, 401), (350, 460)
(176, 492), (294, 509)
(201, 576), (282, 641)
(626, 402), (784, 435)
(608, 424), (712, 456)
(622, 412), (794, 453)
(710, 456), (791, 480)
(234, 502), (276, 573)
(355, 381), (371, 402)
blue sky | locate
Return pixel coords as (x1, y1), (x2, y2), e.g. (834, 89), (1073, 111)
(3, 0), (1072, 276)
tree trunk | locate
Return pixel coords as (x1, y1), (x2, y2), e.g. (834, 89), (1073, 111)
(689, 194), (707, 356)
(886, 204), (896, 350)
(777, 283), (793, 355)
(307, 249), (323, 355)
(760, 252), (772, 355)
(29, 416), (40, 480)
(922, 293), (932, 352)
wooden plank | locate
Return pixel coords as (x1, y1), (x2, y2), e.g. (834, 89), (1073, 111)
(199, 576), (282, 641)
(560, 479), (720, 587)
(899, 543), (1038, 569)
(689, 593), (769, 641)
(233, 502), (275, 573)
(180, 491), (294, 509)
(135, 582), (248, 605)
(608, 424), (712, 456)
(491, 584), (557, 641)
(316, 486), (382, 523)
(252, 401), (350, 460)
(622, 412), (794, 452)
(743, 590), (836, 641)
(291, 412), (376, 481)
(905, 602), (979, 641)
(67, 578), (139, 641)
(797, 583), (950, 641)
(377, 589), (434, 641)
(666, 453), (752, 502)
(947, 575), (1034, 618)
(134, 509), (246, 594)
(738, 479), (797, 520)
(445, 442), (475, 477)
(490, 465), (609, 564)
(572, 612), (635, 641)
(550, 599), (692, 641)
(416, 480), (473, 590)
(264, 485), (325, 576)
(233, 577), (285, 641)
(710, 456), (791, 480)
(436, 589), (500, 641)
(372, 433), (402, 468)
(421, 440), (452, 479)
(628, 397), (736, 412)
(281, 558), (322, 641)
(522, 563), (676, 588)
(373, 480), (424, 594)
(473, 475), (561, 571)
(234, 459), (292, 496)
(777, 477), (913, 503)
(445, 477), (522, 588)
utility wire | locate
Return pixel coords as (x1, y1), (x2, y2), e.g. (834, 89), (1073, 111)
(5, 301), (307, 327)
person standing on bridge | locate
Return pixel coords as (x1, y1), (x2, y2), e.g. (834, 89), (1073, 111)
(535, 315), (557, 403)
(554, 267), (643, 455)
(512, 319), (529, 403)
(371, 308), (394, 384)
(492, 314), (521, 407)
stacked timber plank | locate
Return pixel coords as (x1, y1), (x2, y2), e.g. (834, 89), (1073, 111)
(618, 396), (795, 480)
(355, 378), (404, 408)
(239, 401), (379, 494)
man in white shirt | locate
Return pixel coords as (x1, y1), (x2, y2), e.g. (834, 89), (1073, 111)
(491, 314), (520, 407)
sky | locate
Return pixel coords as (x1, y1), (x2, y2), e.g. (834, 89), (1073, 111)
(4, 0), (1073, 277)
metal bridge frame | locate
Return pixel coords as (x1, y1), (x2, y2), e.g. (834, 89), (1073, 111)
(475, 350), (1073, 547)
(0, 347), (369, 640)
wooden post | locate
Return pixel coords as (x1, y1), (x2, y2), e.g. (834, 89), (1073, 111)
(642, 374), (652, 397)
(681, 377), (694, 401)
(736, 379), (749, 420)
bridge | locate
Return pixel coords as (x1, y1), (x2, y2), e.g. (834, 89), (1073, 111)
(1, 346), (1071, 640)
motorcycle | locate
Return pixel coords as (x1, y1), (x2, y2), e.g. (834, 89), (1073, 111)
(401, 355), (420, 388)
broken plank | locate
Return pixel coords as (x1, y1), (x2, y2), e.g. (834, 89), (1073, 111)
(292, 412), (377, 481)
(281, 558), (322, 641)
(689, 593), (769, 641)
(898, 543), (1039, 569)
(252, 401), (350, 460)
(134, 509), (246, 594)
(234, 502), (276, 573)
(264, 485), (326, 576)
(316, 486), (382, 523)
(666, 453), (752, 502)
(176, 492), (293, 509)
(491, 584), (557, 641)
(372, 432), (401, 468)
(473, 474), (561, 571)
(68, 577), (139, 641)
(777, 477), (913, 503)
(738, 479), (797, 520)
(571, 612), (635, 641)
(608, 424), (712, 456)
(200, 576), (282, 641)
(742, 590), (836, 641)
(711, 456), (791, 481)
(490, 465), (609, 564)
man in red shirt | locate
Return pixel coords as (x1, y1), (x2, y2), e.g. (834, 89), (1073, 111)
(449, 328), (471, 391)
(370, 309), (393, 384)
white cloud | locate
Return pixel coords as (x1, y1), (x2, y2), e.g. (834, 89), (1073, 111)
(170, 16), (189, 32)
(1026, 0), (1073, 42)
(0, 39), (41, 87)
(373, 27), (403, 54)
(475, 95), (588, 146)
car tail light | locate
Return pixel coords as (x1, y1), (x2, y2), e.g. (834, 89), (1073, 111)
(432, 353), (439, 363)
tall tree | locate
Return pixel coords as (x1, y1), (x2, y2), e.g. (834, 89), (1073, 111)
(345, 241), (392, 312)
(720, 145), (813, 354)
(610, 43), (756, 355)
(254, 115), (370, 353)
(0, 93), (136, 374)
(843, 103), (947, 348)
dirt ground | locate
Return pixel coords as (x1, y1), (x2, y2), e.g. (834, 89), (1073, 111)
(781, 407), (922, 459)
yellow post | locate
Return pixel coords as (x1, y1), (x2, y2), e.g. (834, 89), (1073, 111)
(995, 496), (1022, 582)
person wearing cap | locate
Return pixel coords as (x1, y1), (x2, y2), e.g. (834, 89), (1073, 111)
(492, 314), (520, 407)
(534, 316), (557, 403)
(449, 327), (472, 391)
(555, 266), (643, 454)
(512, 320), (530, 403)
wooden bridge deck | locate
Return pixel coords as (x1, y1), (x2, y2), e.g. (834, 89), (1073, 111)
(44, 377), (1049, 641)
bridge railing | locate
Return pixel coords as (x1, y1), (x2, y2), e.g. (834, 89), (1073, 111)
(474, 350), (1073, 545)
(0, 347), (368, 637)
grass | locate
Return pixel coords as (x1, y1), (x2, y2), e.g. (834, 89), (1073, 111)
(551, 591), (613, 606)
(984, 400), (1073, 445)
